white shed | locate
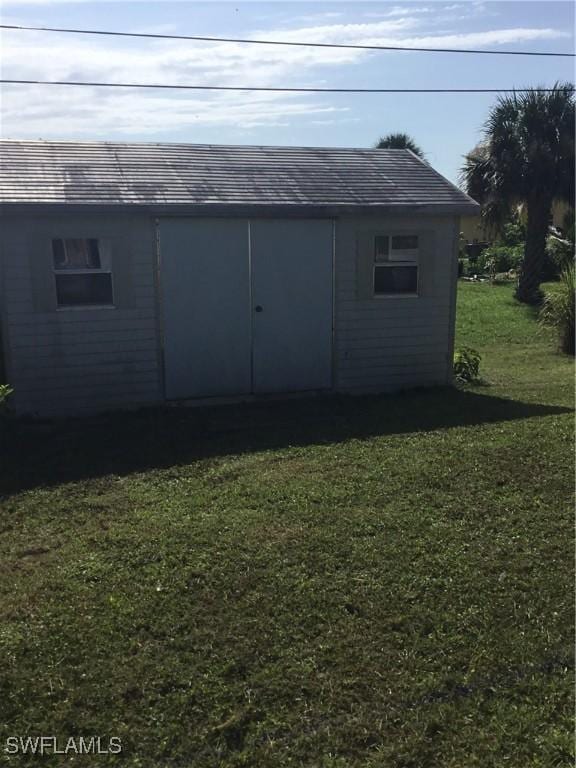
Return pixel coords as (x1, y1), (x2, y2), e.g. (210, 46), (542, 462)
(0, 140), (479, 417)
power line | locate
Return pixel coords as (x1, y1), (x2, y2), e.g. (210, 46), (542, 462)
(1, 79), (573, 94)
(1, 23), (574, 58)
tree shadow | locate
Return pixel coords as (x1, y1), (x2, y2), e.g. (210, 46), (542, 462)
(0, 387), (572, 497)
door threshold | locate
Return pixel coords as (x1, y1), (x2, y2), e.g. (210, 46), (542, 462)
(166, 390), (334, 409)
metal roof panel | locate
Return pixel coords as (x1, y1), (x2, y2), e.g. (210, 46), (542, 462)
(0, 139), (479, 211)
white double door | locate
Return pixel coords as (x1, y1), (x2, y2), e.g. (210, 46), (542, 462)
(159, 218), (333, 400)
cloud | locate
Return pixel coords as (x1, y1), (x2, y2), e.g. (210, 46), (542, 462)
(289, 12), (345, 24)
(2, 86), (349, 135)
(0, 12), (571, 139)
(362, 6), (436, 19)
(3, 0), (96, 4)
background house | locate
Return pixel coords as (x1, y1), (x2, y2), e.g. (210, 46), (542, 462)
(460, 200), (572, 245)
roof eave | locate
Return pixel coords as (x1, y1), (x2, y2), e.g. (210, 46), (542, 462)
(0, 200), (481, 218)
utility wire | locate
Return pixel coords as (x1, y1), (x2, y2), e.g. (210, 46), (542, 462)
(1, 23), (574, 58)
(0, 79), (573, 94)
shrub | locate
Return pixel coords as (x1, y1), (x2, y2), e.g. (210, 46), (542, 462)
(453, 347), (482, 382)
(562, 207), (575, 245)
(465, 242), (488, 266)
(477, 244), (524, 276)
(543, 235), (574, 280)
(539, 264), (575, 355)
(500, 215), (526, 247)
(0, 384), (13, 408)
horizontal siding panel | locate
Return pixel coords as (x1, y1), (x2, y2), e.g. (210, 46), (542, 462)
(14, 393), (160, 412)
(339, 358), (445, 373)
(339, 348), (447, 364)
(335, 335), (447, 352)
(14, 374), (160, 397)
(10, 330), (157, 349)
(9, 317), (157, 335)
(9, 319), (157, 335)
(132, 276), (155, 289)
(338, 380), (443, 395)
(132, 287), (157, 301)
(336, 319), (449, 333)
(336, 331), (446, 345)
(13, 342), (158, 361)
(336, 312), (449, 325)
(338, 367), (445, 384)
(3, 266), (31, 279)
(337, 302), (449, 315)
(9, 308), (156, 326)
(337, 324), (446, 338)
(15, 360), (159, 379)
(340, 360), (446, 381)
(15, 390), (161, 417)
(337, 299), (448, 311)
(2, 277), (31, 291)
(337, 345), (446, 359)
(339, 371), (444, 384)
(5, 300), (35, 314)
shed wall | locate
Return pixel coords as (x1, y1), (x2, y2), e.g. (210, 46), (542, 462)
(0, 211), (459, 417)
(0, 214), (162, 416)
(333, 214), (458, 393)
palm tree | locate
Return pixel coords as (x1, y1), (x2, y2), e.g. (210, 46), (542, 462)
(461, 83), (574, 304)
(376, 132), (424, 158)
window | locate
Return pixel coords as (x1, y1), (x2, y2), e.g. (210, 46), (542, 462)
(52, 239), (113, 307)
(373, 234), (419, 295)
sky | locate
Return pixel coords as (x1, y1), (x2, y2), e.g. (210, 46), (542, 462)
(0, 0), (573, 182)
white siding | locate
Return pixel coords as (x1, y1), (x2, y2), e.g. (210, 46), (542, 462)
(333, 214), (458, 394)
(0, 210), (459, 417)
(0, 214), (162, 417)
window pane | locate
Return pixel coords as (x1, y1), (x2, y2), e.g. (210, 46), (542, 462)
(52, 239), (66, 269)
(65, 239), (90, 268)
(374, 235), (389, 262)
(53, 239), (101, 269)
(391, 235), (419, 250)
(55, 274), (113, 306)
(374, 265), (418, 294)
(87, 239), (101, 268)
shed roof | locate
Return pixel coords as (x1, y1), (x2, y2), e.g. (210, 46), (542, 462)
(0, 139), (479, 214)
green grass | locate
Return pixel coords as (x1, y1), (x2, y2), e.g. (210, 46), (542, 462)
(0, 282), (573, 767)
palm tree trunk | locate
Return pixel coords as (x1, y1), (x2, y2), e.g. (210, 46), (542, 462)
(516, 196), (552, 304)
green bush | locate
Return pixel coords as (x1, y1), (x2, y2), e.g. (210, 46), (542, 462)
(0, 384), (13, 408)
(453, 347), (482, 382)
(477, 244), (524, 276)
(500, 215), (526, 247)
(562, 207), (575, 245)
(539, 264), (575, 355)
(458, 258), (469, 277)
(543, 235), (574, 280)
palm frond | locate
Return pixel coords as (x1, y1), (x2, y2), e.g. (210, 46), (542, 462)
(460, 83), (575, 229)
(375, 132), (424, 158)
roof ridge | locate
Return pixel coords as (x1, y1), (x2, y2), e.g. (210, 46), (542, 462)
(0, 138), (412, 153)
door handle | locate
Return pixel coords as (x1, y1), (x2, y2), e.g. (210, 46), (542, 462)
(254, 305), (263, 313)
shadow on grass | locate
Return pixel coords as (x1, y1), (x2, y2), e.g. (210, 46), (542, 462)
(0, 387), (572, 497)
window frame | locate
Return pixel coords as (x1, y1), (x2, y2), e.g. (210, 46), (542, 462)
(52, 238), (115, 310)
(372, 232), (420, 298)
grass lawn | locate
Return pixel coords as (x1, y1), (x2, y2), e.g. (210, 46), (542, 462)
(0, 282), (573, 767)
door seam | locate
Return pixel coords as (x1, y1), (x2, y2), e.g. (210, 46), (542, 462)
(248, 219), (255, 394)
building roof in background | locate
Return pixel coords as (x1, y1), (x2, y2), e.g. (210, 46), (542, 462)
(0, 139), (479, 213)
